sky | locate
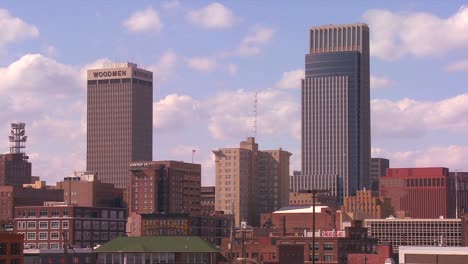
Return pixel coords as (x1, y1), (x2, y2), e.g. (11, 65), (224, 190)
(0, 1), (468, 186)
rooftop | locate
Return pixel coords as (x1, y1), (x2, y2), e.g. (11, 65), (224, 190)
(273, 205), (329, 214)
(94, 236), (221, 253)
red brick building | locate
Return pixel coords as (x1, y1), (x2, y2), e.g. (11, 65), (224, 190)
(55, 173), (123, 207)
(347, 244), (393, 264)
(0, 153), (32, 187)
(14, 202), (126, 249)
(127, 161), (201, 215)
(0, 233), (23, 264)
(201, 186), (215, 215)
(0, 186), (63, 228)
(380, 167), (455, 218)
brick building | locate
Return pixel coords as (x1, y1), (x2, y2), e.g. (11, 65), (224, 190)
(55, 172), (123, 207)
(14, 202), (126, 249)
(126, 212), (231, 245)
(127, 160), (201, 215)
(0, 186), (63, 228)
(380, 167), (455, 218)
(341, 189), (393, 220)
(0, 153), (31, 187)
(347, 244), (393, 264)
(201, 186), (215, 215)
(0, 233), (23, 264)
(260, 206), (340, 233)
(213, 137), (291, 226)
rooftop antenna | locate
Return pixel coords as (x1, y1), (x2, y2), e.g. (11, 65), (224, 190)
(192, 149), (196, 163)
(9, 123), (27, 156)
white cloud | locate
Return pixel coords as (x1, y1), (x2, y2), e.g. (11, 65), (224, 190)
(153, 94), (201, 131)
(0, 9), (39, 50)
(229, 25), (274, 56)
(186, 56), (217, 72)
(186, 2), (238, 29)
(363, 6), (468, 60)
(206, 89), (299, 140)
(372, 94), (468, 138)
(445, 59), (468, 72)
(370, 75), (392, 89)
(371, 145), (468, 170)
(227, 63), (238, 76)
(276, 69), (304, 89)
(123, 7), (163, 33)
(147, 51), (178, 83)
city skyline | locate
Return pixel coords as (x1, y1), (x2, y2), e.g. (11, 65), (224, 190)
(0, 1), (467, 185)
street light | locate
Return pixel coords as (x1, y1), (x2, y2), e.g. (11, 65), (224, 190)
(299, 189), (329, 264)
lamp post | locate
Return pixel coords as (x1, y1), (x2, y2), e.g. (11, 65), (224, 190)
(299, 189), (329, 264)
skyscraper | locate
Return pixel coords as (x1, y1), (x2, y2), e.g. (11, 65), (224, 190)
(87, 62), (153, 189)
(301, 24), (370, 202)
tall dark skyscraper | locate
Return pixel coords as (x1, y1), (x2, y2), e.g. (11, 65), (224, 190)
(300, 24), (370, 202)
(87, 62), (153, 189)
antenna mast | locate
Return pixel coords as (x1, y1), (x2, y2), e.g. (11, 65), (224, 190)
(9, 123), (27, 155)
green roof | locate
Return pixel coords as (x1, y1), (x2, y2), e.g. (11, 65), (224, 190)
(94, 236), (221, 253)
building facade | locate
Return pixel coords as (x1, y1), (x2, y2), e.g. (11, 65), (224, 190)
(87, 62), (153, 189)
(370, 158), (389, 192)
(213, 137), (291, 226)
(450, 171), (468, 218)
(127, 161), (201, 215)
(364, 218), (463, 253)
(14, 202), (126, 249)
(301, 24), (371, 202)
(0, 186), (63, 228)
(55, 172), (123, 208)
(341, 189), (393, 220)
(0, 233), (23, 264)
(0, 154), (31, 187)
(201, 186), (215, 216)
(380, 167), (455, 218)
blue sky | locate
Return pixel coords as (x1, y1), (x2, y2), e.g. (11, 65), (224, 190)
(0, 1), (468, 185)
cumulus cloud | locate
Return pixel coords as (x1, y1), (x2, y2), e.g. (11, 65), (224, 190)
(147, 51), (178, 83)
(372, 94), (468, 138)
(153, 94), (201, 131)
(445, 59), (468, 72)
(123, 7), (163, 33)
(0, 9), (39, 50)
(186, 2), (238, 29)
(186, 56), (217, 72)
(371, 145), (468, 170)
(231, 25), (275, 56)
(227, 63), (238, 76)
(370, 75), (392, 89)
(162, 0), (181, 10)
(206, 89), (299, 140)
(363, 6), (468, 60)
(276, 69), (304, 89)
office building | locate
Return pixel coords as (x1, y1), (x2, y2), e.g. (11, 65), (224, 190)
(341, 189), (393, 220)
(449, 171), (468, 218)
(370, 158), (389, 192)
(0, 233), (23, 264)
(55, 172), (123, 207)
(290, 170), (302, 192)
(364, 217), (464, 253)
(201, 186), (216, 215)
(14, 202), (126, 249)
(301, 24), (370, 202)
(213, 137), (291, 226)
(380, 167), (455, 218)
(127, 161), (201, 215)
(87, 62), (153, 189)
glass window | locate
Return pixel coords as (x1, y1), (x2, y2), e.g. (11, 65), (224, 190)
(39, 232), (48, 240)
(324, 255), (333, 262)
(40, 210), (48, 217)
(63, 221), (69, 229)
(324, 243), (334, 250)
(51, 221), (60, 229)
(0, 243), (6, 255)
(28, 210), (36, 217)
(27, 232), (36, 240)
(50, 243), (59, 249)
(10, 243), (21, 255)
(39, 221), (48, 229)
(51, 232), (60, 240)
(27, 221), (36, 229)
(52, 210), (60, 217)
(38, 243), (48, 249)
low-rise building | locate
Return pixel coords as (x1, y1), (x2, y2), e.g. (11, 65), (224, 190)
(364, 217), (464, 253)
(14, 202), (126, 249)
(341, 189), (393, 220)
(399, 246), (468, 264)
(24, 248), (93, 264)
(126, 212), (232, 246)
(95, 236), (223, 264)
(0, 233), (23, 264)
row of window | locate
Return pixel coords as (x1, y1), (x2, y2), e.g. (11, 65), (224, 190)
(26, 231), (62, 240)
(17, 221), (69, 230)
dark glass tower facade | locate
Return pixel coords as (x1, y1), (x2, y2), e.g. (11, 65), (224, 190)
(87, 63), (153, 189)
(301, 24), (370, 202)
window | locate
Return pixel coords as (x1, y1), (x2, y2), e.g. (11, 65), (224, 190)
(38, 243), (48, 249)
(63, 210), (69, 217)
(324, 243), (334, 250)
(50, 232), (60, 240)
(39, 232), (48, 240)
(324, 255), (333, 262)
(0, 243), (6, 255)
(51, 221), (60, 229)
(39, 221), (48, 229)
(40, 210), (48, 217)
(27, 232), (36, 240)
(62, 221), (69, 229)
(50, 243), (59, 249)
(10, 242), (21, 255)
(52, 210), (60, 217)
(28, 210), (36, 217)
(27, 221), (36, 229)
